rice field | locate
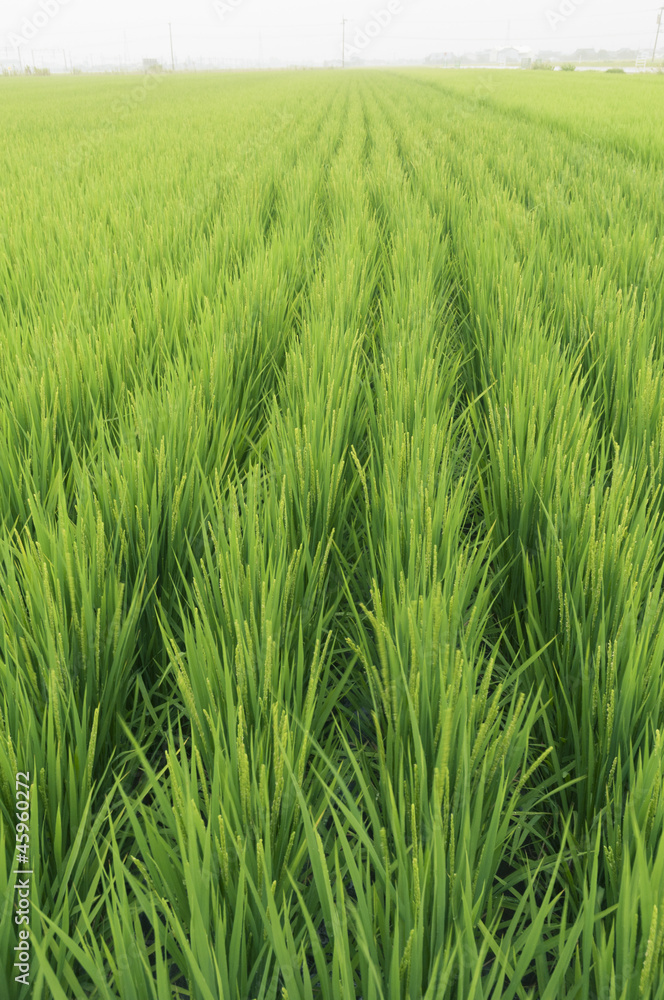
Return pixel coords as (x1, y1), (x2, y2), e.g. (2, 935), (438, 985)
(1, 68), (664, 999)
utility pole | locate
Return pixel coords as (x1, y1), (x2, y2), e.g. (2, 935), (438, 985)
(342, 18), (346, 68)
(653, 7), (663, 64)
(169, 22), (175, 72)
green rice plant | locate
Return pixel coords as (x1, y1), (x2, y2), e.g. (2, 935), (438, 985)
(0, 486), (148, 996)
(1, 67), (664, 998)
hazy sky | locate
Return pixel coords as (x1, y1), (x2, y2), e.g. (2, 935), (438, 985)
(1, 0), (662, 68)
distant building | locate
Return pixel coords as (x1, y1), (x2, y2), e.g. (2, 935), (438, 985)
(496, 46), (532, 68)
(425, 52), (458, 67)
(0, 53), (22, 74)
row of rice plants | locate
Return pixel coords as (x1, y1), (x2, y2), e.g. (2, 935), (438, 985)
(0, 73), (351, 998)
(372, 71), (664, 995)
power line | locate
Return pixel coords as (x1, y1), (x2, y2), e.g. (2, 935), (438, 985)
(356, 31), (660, 42)
(4, 10), (658, 40)
(6, 15), (663, 71)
